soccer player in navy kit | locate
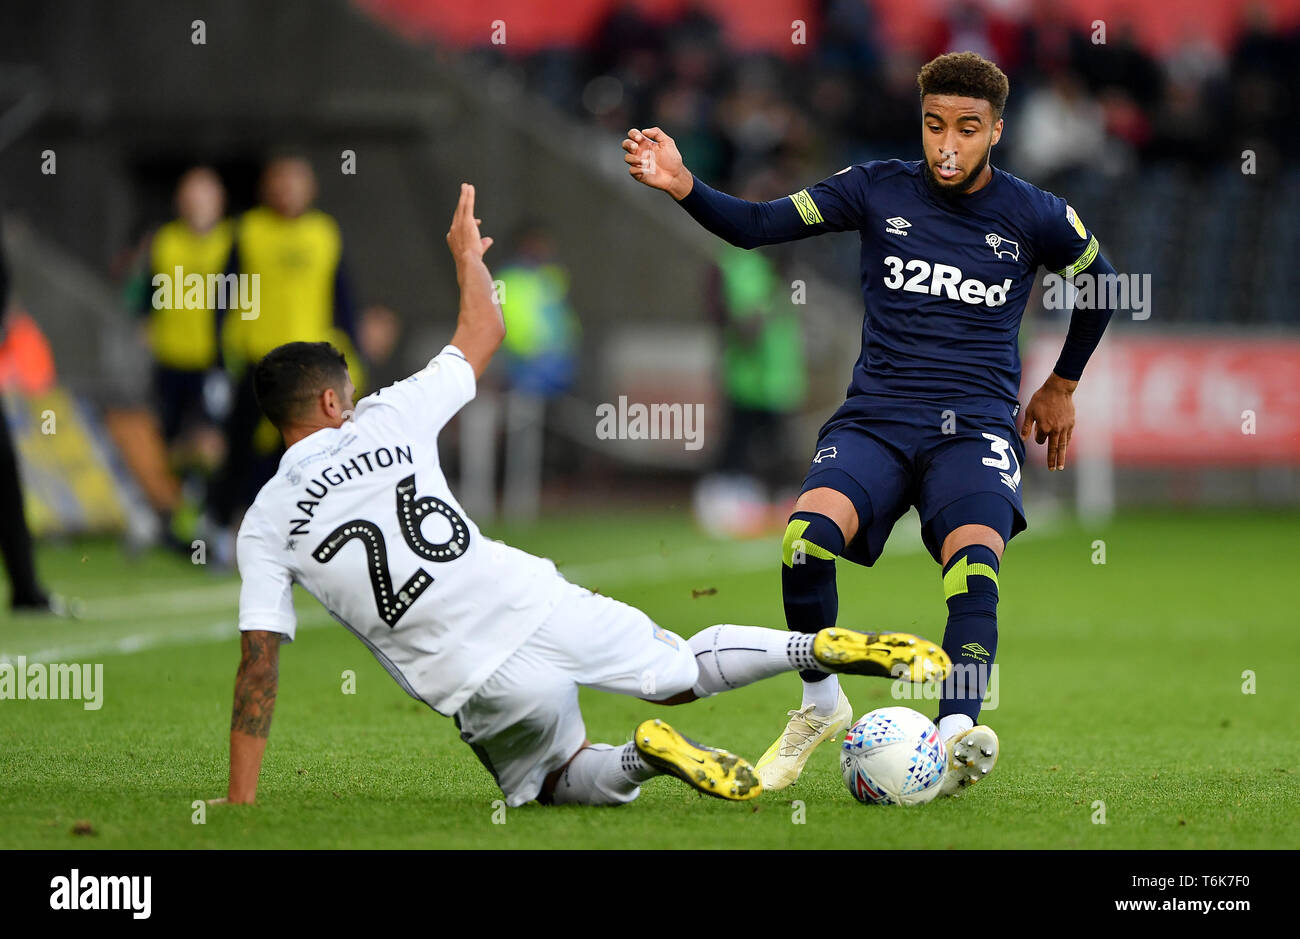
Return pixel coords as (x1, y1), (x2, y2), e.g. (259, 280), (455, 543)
(622, 52), (1117, 795)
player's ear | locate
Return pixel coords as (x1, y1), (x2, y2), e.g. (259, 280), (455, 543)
(320, 386), (340, 419)
(991, 118), (1003, 147)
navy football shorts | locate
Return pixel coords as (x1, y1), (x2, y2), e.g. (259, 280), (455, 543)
(799, 394), (1028, 566)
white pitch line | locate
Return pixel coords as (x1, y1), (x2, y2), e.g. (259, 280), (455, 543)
(85, 581), (241, 619)
(0, 613), (338, 666)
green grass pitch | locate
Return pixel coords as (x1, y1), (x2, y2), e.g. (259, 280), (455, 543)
(1, 507), (1296, 849)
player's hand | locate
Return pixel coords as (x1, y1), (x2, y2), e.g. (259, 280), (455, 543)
(1021, 373), (1078, 471)
(446, 183), (494, 262)
(622, 127), (693, 200)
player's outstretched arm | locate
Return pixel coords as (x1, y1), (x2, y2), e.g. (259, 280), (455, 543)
(1020, 252), (1119, 471)
(213, 629), (281, 805)
(622, 127), (840, 249)
(446, 183), (505, 379)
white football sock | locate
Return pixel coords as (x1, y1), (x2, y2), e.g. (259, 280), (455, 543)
(549, 743), (643, 806)
(617, 741), (658, 782)
(938, 714), (974, 746)
(800, 673), (841, 714)
(689, 624), (828, 698)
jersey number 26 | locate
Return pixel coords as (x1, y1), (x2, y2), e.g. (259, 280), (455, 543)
(311, 474), (470, 627)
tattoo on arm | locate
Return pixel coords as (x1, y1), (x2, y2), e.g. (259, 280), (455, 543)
(231, 631), (280, 738)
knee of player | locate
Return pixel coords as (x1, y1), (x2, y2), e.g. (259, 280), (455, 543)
(639, 644), (699, 702)
(640, 689), (698, 706)
(781, 512), (845, 568)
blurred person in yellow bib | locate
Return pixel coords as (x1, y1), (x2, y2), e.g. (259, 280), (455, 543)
(204, 155), (360, 565)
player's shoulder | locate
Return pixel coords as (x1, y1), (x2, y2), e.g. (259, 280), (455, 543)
(869, 158), (923, 182)
(828, 159), (918, 186)
(354, 346), (475, 419)
(992, 166), (1065, 218)
(237, 483), (279, 541)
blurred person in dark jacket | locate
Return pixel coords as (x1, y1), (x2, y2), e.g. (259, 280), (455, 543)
(0, 233), (58, 614)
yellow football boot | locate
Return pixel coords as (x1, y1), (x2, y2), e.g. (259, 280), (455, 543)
(634, 718), (762, 801)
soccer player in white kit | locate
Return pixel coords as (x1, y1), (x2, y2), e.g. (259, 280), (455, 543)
(213, 184), (951, 809)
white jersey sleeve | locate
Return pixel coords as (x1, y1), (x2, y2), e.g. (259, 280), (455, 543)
(353, 344), (476, 437)
(236, 512), (298, 641)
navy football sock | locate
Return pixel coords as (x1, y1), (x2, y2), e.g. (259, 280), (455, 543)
(781, 512), (845, 684)
(937, 545), (1000, 725)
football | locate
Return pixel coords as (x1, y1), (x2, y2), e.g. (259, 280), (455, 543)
(841, 707), (947, 806)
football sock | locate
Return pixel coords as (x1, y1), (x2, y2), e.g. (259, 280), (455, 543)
(689, 624), (829, 698)
(618, 741), (659, 783)
(549, 743), (642, 806)
(938, 714), (974, 744)
(781, 511), (845, 710)
(937, 545), (1000, 726)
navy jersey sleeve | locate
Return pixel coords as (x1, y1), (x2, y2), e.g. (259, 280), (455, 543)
(1034, 192), (1099, 278)
(678, 165), (870, 249)
(1033, 191), (1114, 381)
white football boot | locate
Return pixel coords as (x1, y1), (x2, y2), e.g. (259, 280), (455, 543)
(938, 725), (999, 797)
(753, 689), (853, 791)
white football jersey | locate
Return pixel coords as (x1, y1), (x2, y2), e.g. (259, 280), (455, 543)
(236, 345), (566, 715)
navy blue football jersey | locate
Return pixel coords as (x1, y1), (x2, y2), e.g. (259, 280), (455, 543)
(787, 160), (1097, 406)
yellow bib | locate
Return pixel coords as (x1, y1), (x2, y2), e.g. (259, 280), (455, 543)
(148, 219), (234, 370)
(224, 207), (342, 364)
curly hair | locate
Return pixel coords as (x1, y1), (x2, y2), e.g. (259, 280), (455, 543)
(917, 52), (1010, 117)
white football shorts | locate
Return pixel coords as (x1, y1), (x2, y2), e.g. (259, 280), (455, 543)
(452, 581), (698, 807)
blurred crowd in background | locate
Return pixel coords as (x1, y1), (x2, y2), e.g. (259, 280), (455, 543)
(460, 0), (1300, 325)
(503, 0), (1298, 190)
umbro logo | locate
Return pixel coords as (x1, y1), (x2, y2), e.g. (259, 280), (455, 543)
(961, 642), (990, 660)
(885, 216), (911, 236)
(813, 446), (838, 463)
